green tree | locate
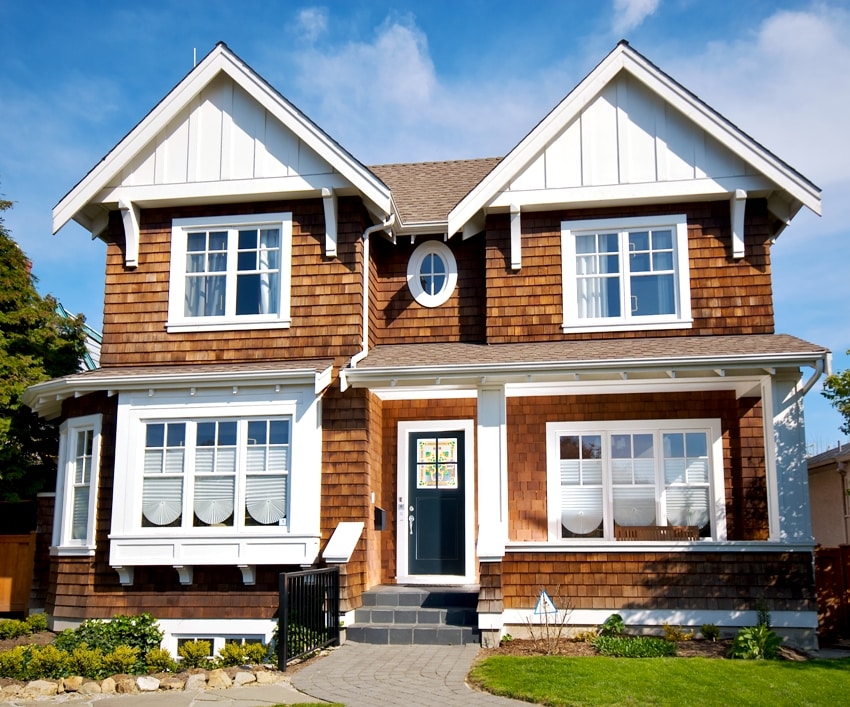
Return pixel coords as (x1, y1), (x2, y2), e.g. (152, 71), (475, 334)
(822, 352), (850, 436)
(0, 198), (87, 501)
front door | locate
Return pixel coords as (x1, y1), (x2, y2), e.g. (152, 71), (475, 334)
(407, 430), (465, 575)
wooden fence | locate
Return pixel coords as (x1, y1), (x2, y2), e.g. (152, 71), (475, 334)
(814, 545), (850, 641)
(0, 533), (36, 614)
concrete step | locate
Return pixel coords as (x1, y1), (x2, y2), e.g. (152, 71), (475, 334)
(346, 623), (479, 645)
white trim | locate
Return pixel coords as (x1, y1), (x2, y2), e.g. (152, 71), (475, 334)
(477, 387), (508, 560)
(166, 212), (292, 332)
(545, 418), (726, 542)
(406, 240), (458, 308)
(53, 414), (103, 554)
(396, 419), (476, 584)
(561, 214), (691, 332)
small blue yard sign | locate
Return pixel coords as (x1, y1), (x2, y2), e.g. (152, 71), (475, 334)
(534, 589), (557, 615)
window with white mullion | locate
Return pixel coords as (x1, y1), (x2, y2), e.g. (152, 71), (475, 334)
(142, 422), (186, 528)
(56, 414), (102, 550)
(70, 429), (94, 541)
(244, 419), (289, 526)
(610, 432), (657, 530)
(193, 421), (237, 527)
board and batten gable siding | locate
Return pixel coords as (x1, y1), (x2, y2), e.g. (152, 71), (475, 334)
(371, 235), (486, 345)
(505, 391), (768, 543)
(99, 198), (369, 367)
(484, 199), (774, 344)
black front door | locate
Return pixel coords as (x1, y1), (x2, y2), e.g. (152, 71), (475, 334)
(407, 430), (465, 575)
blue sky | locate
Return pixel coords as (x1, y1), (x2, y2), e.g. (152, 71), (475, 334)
(1, 0), (848, 450)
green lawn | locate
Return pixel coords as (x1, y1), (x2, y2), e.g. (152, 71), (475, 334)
(469, 655), (850, 706)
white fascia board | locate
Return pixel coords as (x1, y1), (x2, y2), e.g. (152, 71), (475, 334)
(53, 44), (391, 234)
(343, 350), (826, 390)
(448, 43), (820, 237)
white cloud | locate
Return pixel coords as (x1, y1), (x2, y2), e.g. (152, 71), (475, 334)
(295, 7), (328, 43)
(612, 0), (661, 36)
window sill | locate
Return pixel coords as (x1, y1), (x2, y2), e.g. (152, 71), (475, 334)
(165, 319), (292, 333)
(504, 539), (820, 553)
(560, 319), (693, 334)
(50, 545), (96, 557)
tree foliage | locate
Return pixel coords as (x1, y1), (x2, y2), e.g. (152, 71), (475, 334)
(822, 352), (850, 437)
(0, 198), (87, 501)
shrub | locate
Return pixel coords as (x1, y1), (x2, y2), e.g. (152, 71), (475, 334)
(662, 623), (694, 642)
(701, 623), (720, 641)
(27, 645), (70, 679)
(54, 613), (163, 657)
(598, 613), (625, 637)
(593, 635), (677, 658)
(25, 613), (48, 633)
(0, 645), (31, 680)
(216, 642), (246, 667)
(145, 647), (179, 673)
(242, 642), (269, 665)
(68, 645), (105, 679)
(572, 630), (598, 643)
(178, 640), (213, 668)
(728, 624), (782, 660)
(103, 645), (140, 674)
(0, 619), (29, 640)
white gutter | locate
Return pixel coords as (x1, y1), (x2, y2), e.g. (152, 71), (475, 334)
(346, 215), (395, 377)
(786, 355), (827, 407)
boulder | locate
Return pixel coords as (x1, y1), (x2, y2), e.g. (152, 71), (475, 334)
(116, 676), (138, 693)
(184, 673), (208, 691)
(22, 680), (58, 698)
(62, 675), (85, 692)
(79, 681), (103, 695)
(136, 675), (160, 692)
(233, 671), (256, 686)
(100, 677), (117, 694)
(206, 668), (232, 689)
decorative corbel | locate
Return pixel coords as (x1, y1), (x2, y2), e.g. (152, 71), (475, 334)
(174, 565), (193, 585)
(322, 188), (338, 258)
(118, 198), (140, 268)
(730, 189), (747, 259)
(510, 204), (521, 271)
(113, 566), (134, 586)
(237, 565), (256, 585)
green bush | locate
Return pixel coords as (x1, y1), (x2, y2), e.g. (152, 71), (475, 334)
(242, 642), (270, 665)
(728, 624), (782, 660)
(662, 623), (694, 642)
(593, 635), (677, 658)
(145, 647), (179, 673)
(103, 645), (140, 674)
(178, 640), (213, 668)
(216, 642), (246, 667)
(598, 613), (625, 637)
(701, 623), (720, 641)
(27, 645), (70, 679)
(0, 645), (30, 680)
(54, 613), (163, 657)
(25, 613), (49, 633)
(68, 645), (105, 679)
(0, 619), (29, 640)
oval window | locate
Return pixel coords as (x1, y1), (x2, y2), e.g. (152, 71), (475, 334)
(406, 240), (458, 307)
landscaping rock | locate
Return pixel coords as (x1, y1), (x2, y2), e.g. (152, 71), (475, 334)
(62, 675), (84, 692)
(116, 675), (138, 693)
(22, 679), (58, 698)
(254, 670), (282, 684)
(234, 670), (256, 686)
(160, 676), (186, 690)
(79, 681), (102, 695)
(0, 684), (22, 698)
(100, 677), (117, 693)
(184, 672), (208, 691)
(137, 675), (161, 691)
(207, 668), (232, 689)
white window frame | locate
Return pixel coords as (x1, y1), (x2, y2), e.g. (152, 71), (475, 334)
(167, 213), (292, 332)
(54, 414), (103, 554)
(406, 240), (458, 308)
(546, 418), (726, 542)
(561, 214), (692, 333)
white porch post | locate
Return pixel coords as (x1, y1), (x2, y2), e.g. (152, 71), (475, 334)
(764, 371), (813, 541)
(476, 386), (508, 559)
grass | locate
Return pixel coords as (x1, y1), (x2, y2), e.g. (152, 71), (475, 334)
(469, 655), (850, 706)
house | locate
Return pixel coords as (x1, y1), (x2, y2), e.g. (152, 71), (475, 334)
(24, 40), (829, 652)
(808, 443), (850, 547)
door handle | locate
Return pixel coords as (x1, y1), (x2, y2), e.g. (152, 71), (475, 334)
(409, 513), (414, 536)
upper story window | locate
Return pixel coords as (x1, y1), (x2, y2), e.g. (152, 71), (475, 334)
(141, 416), (290, 530)
(167, 213), (292, 332)
(561, 215), (691, 333)
(546, 419), (726, 542)
(55, 414), (103, 553)
(407, 240), (458, 307)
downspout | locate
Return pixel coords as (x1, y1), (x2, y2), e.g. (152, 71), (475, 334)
(786, 357), (827, 407)
(347, 214), (395, 372)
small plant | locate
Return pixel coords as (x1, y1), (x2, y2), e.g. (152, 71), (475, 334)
(26, 644), (70, 679)
(103, 645), (140, 674)
(500, 633), (514, 644)
(593, 635), (676, 658)
(54, 613), (163, 658)
(69, 645), (104, 678)
(216, 641), (246, 667)
(572, 629), (598, 643)
(242, 642), (269, 665)
(0, 645), (31, 680)
(145, 647), (179, 673)
(662, 623), (694, 642)
(523, 587), (574, 655)
(701, 623), (720, 642)
(178, 640), (213, 668)
(728, 624), (782, 660)
(0, 619), (29, 640)
(25, 613), (49, 633)
(598, 613), (625, 637)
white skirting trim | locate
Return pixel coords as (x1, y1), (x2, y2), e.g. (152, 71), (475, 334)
(501, 608), (818, 629)
(156, 618), (277, 657)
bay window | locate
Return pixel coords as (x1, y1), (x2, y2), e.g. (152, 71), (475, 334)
(167, 213), (292, 331)
(546, 419), (725, 541)
(561, 215), (691, 332)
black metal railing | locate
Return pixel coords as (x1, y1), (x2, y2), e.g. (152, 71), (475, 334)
(278, 566), (340, 670)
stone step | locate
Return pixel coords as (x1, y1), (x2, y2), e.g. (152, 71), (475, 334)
(346, 624), (480, 645)
(354, 606), (477, 627)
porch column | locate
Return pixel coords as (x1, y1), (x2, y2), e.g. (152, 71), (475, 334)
(477, 386), (508, 559)
(763, 371), (814, 541)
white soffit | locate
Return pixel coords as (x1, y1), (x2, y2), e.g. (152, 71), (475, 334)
(53, 43), (391, 234)
(447, 41), (821, 236)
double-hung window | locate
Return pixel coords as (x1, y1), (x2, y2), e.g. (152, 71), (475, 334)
(546, 419), (725, 542)
(167, 213), (292, 331)
(561, 215), (691, 332)
(141, 417), (290, 530)
(55, 414), (102, 551)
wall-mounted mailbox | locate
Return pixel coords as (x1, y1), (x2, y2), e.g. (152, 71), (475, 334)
(374, 506), (387, 531)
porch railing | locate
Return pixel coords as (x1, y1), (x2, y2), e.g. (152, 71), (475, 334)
(278, 566), (340, 670)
